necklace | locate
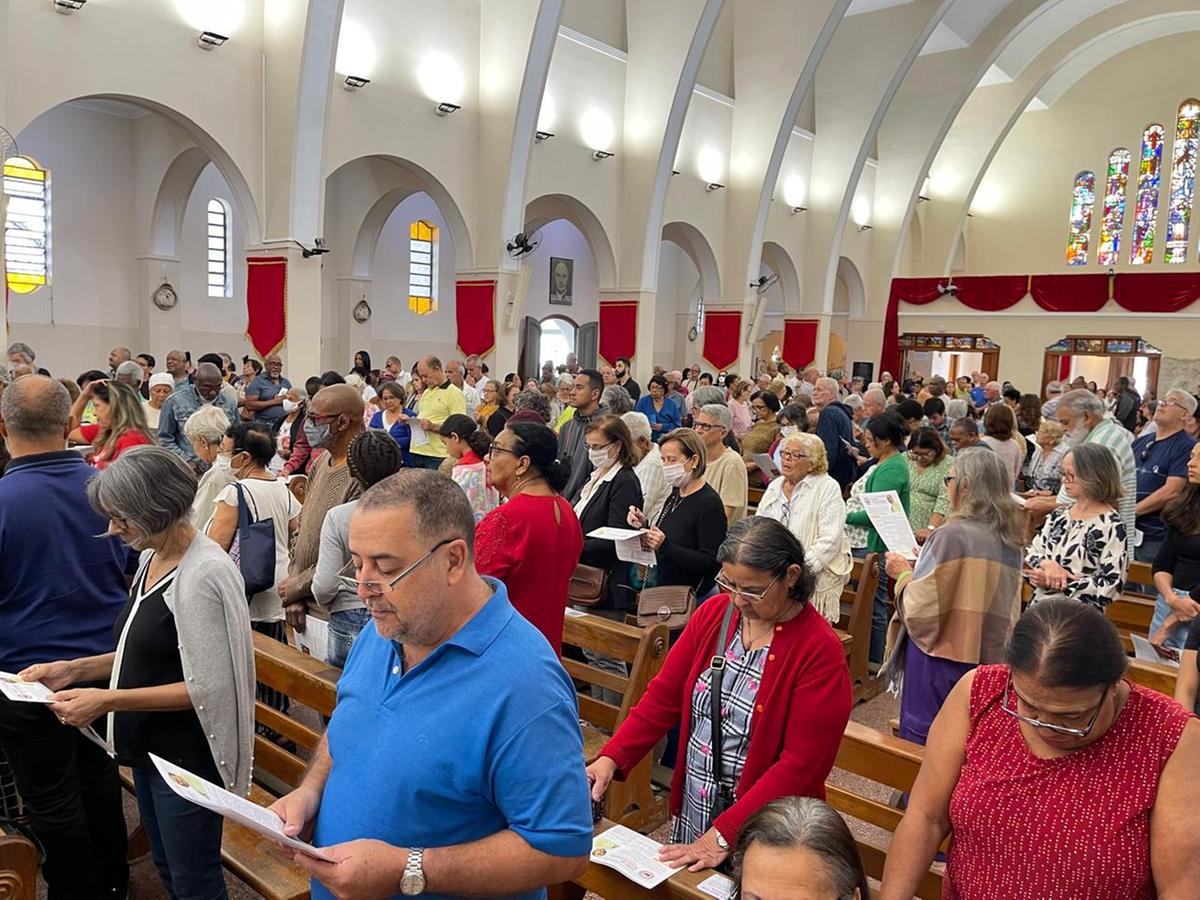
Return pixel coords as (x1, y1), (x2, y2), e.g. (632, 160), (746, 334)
(741, 620), (773, 651)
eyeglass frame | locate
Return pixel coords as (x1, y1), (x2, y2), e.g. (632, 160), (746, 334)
(779, 450), (809, 462)
(714, 572), (782, 603)
(336, 537), (454, 595)
(999, 673), (1110, 738)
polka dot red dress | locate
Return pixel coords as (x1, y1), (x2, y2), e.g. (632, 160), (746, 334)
(945, 664), (1192, 900)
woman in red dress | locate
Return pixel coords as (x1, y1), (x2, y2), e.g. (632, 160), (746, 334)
(475, 421), (582, 652)
(880, 599), (1200, 900)
(67, 379), (155, 469)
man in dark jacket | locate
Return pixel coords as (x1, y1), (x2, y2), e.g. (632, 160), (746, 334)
(813, 376), (856, 488)
(558, 369), (609, 502)
(1113, 376), (1141, 432)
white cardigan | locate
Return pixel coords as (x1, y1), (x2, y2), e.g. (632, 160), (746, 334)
(755, 473), (848, 574)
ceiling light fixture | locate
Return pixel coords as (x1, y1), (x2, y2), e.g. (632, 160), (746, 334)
(705, 182), (725, 193)
(592, 150), (614, 161)
(535, 131), (554, 143)
(343, 75), (370, 91)
(198, 31), (229, 50)
(435, 102), (461, 116)
(53, 0), (86, 12)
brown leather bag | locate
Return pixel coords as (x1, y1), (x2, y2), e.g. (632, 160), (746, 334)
(636, 585), (696, 629)
(568, 564), (609, 607)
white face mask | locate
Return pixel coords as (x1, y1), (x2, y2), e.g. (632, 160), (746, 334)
(662, 462), (690, 488)
(214, 454), (233, 473)
(282, 398), (300, 414)
(780, 425), (798, 437)
(588, 446), (613, 469)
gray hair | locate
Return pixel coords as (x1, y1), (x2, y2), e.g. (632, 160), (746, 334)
(690, 385), (726, 408)
(717, 518), (815, 605)
(514, 388), (552, 421)
(6, 341), (35, 364)
(842, 394), (863, 410)
(1057, 388), (1105, 420)
(357, 468), (476, 553)
(1045, 380), (1064, 396)
(733, 797), (869, 900)
(945, 398), (969, 419)
(698, 403), (731, 430)
(815, 376), (838, 394)
(1067, 443), (1124, 506)
(601, 384), (633, 415)
(949, 448), (1026, 549)
(1164, 388), (1198, 415)
(87, 446), (197, 536)
(620, 411), (651, 444)
(557, 376), (574, 390)
(0, 374), (70, 439)
(115, 360), (144, 382)
(863, 388), (885, 408)
(183, 404), (233, 445)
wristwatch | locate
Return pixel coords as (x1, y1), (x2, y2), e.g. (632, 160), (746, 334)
(400, 848), (426, 895)
(714, 832), (730, 851)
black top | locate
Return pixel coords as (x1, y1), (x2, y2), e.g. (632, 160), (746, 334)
(1187, 618), (1200, 676)
(578, 467), (644, 569)
(486, 406), (515, 437)
(655, 482), (727, 595)
(621, 378), (641, 402)
(112, 566), (211, 771)
(1151, 524), (1200, 595)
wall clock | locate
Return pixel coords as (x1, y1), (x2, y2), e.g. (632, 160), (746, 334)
(152, 282), (178, 311)
(352, 299), (372, 323)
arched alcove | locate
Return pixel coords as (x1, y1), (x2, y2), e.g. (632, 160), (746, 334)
(524, 194), (618, 291)
(657, 221), (721, 370)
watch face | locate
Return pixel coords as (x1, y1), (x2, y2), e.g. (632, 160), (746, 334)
(400, 871), (426, 895)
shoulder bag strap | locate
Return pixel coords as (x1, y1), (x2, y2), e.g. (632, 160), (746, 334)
(709, 601), (737, 814)
(233, 482), (252, 541)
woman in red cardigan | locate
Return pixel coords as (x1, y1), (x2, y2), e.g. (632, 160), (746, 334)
(588, 517), (852, 872)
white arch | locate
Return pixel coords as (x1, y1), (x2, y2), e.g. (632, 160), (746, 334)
(761, 241), (802, 313)
(661, 221), (721, 301)
(524, 193), (618, 290)
(836, 256), (866, 318)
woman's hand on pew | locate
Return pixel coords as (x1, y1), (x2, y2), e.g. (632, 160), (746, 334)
(586, 756), (619, 802)
(269, 785), (321, 842)
(657, 828), (729, 872)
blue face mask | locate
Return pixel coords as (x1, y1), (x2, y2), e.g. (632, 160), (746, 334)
(304, 419), (331, 449)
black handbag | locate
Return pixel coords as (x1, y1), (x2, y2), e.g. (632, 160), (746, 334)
(707, 602), (737, 824)
(229, 483), (277, 599)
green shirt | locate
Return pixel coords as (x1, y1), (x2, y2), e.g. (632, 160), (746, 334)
(845, 452), (911, 553)
(906, 452), (952, 531)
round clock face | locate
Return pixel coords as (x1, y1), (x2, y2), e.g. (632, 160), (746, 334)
(353, 299), (372, 323)
(152, 284), (178, 311)
(688, 325), (698, 342)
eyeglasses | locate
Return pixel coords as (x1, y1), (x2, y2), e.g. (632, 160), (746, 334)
(586, 442), (613, 452)
(304, 411), (338, 425)
(1061, 472), (1077, 484)
(779, 451), (808, 462)
(714, 573), (781, 603)
(488, 445), (519, 459)
(1000, 674), (1109, 738)
(1160, 399), (1185, 410)
(693, 422), (722, 433)
(943, 474), (956, 486)
(336, 538), (454, 595)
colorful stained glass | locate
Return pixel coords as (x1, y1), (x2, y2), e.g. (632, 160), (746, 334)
(1130, 124), (1165, 264)
(4, 156), (49, 295)
(408, 220), (438, 315)
(1164, 100), (1200, 264)
(1097, 149), (1130, 266)
(1066, 171), (1095, 266)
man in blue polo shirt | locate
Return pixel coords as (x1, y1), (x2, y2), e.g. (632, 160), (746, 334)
(0, 375), (134, 899)
(1131, 388), (1196, 563)
(271, 469), (591, 899)
(244, 352), (293, 429)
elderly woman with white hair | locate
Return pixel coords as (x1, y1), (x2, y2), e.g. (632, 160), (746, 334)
(621, 411), (670, 523)
(27, 446), (254, 900)
(184, 404), (237, 528)
(143, 372), (174, 430)
(755, 432), (851, 622)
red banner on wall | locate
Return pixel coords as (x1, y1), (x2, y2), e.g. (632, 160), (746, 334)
(702, 310), (742, 372)
(456, 280), (496, 357)
(598, 300), (638, 364)
(245, 257), (287, 359)
(782, 319), (820, 371)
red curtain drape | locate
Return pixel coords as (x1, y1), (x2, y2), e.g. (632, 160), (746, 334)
(951, 275), (1029, 311)
(1029, 274), (1109, 312)
(702, 310), (742, 372)
(1057, 355), (1072, 381)
(880, 278), (944, 378)
(782, 319), (820, 371)
(598, 300), (638, 364)
(245, 257), (287, 359)
(455, 280), (496, 357)
(1114, 272), (1200, 312)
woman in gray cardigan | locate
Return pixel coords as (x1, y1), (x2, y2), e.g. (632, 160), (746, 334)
(28, 446), (255, 900)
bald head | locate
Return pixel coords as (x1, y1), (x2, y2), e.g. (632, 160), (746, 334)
(312, 383), (365, 419)
(0, 375), (70, 444)
(194, 363), (224, 402)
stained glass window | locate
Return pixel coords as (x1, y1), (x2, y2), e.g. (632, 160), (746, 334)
(408, 220), (438, 315)
(1130, 124), (1165, 264)
(1097, 149), (1130, 266)
(207, 198), (232, 298)
(1066, 171), (1095, 266)
(3, 156), (49, 294)
(1165, 100), (1200, 264)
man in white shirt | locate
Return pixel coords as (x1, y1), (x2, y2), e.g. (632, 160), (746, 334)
(446, 359), (479, 413)
(621, 412), (670, 523)
(465, 355), (485, 390)
(384, 356), (412, 390)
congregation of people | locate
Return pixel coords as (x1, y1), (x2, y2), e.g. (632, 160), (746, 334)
(2, 338), (1200, 900)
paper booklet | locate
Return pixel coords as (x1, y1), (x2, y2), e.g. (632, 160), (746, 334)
(586, 527), (657, 567)
(859, 490), (920, 559)
(750, 453), (779, 478)
(407, 420), (429, 448)
(589, 824), (678, 888)
(1131, 634), (1181, 668)
(294, 616), (329, 663)
(150, 754), (334, 861)
(0, 672), (54, 703)
(697, 872), (736, 899)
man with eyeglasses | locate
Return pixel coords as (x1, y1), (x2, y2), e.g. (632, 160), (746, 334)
(270, 470), (593, 899)
(1130, 389), (1196, 564)
(694, 404), (747, 524)
(282, 384), (365, 633)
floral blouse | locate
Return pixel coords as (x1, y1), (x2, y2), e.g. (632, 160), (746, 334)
(906, 453), (952, 532)
(1025, 507), (1127, 608)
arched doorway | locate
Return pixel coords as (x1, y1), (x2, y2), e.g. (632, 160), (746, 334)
(1041, 335), (1161, 397)
(897, 332), (1000, 384)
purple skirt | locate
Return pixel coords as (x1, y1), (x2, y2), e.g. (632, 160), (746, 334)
(898, 638), (974, 746)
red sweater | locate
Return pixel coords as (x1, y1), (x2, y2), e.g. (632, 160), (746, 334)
(599, 596), (852, 845)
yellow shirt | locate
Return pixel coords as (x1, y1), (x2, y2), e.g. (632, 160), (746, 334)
(412, 382), (466, 458)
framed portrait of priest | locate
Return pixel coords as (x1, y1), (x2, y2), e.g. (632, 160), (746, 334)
(549, 257), (573, 306)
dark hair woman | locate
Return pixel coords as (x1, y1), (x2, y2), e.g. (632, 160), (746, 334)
(905, 425), (951, 544)
(440, 413), (497, 522)
(589, 517), (852, 872)
(476, 422), (582, 651)
(351, 349), (372, 379)
(1150, 441), (1200, 650)
(368, 380), (417, 467)
(880, 599), (1199, 900)
(486, 382), (520, 437)
(634, 374), (682, 442)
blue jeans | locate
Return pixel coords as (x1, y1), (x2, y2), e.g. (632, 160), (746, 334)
(133, 760), (226, 900)
(406, 453), (444, 470)
(327, 608), (371, 669)
(1135, 537), (1163, 565)
(1150, 589), (1194, 651)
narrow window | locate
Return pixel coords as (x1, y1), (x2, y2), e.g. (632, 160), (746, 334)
(207, 198), (232, 298)
(1130, 124), (1165, 264)
(4, 156), (50, 294)
(1065, 171), (1095, 266)
(408, 220), (439, 315)
(1165, 100), (1200, 264)
(1097, 149), (1130, 266)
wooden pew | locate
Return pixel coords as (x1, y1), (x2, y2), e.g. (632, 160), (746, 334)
(1127, 658), (1179, 698)
(0, 829), (37, 900)
(838, 553), (882, 703)
(562, 610), (671, 832)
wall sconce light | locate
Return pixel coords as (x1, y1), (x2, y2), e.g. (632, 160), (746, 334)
(671, 169), (681, 176)
(435, 102), (461, 116)
(917, 193), (930, 203)
(858, 224), (873, 232)
(918, 175), (932, 203)
(53, 0), (87, 12)
(535, 131), (554, 143)
(343, 75), (370, 91)
(198, 31), (229, 50)
(790, 206), (807, 215)
(592, 150), (614, 161)
(705, 183), (725, 193)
